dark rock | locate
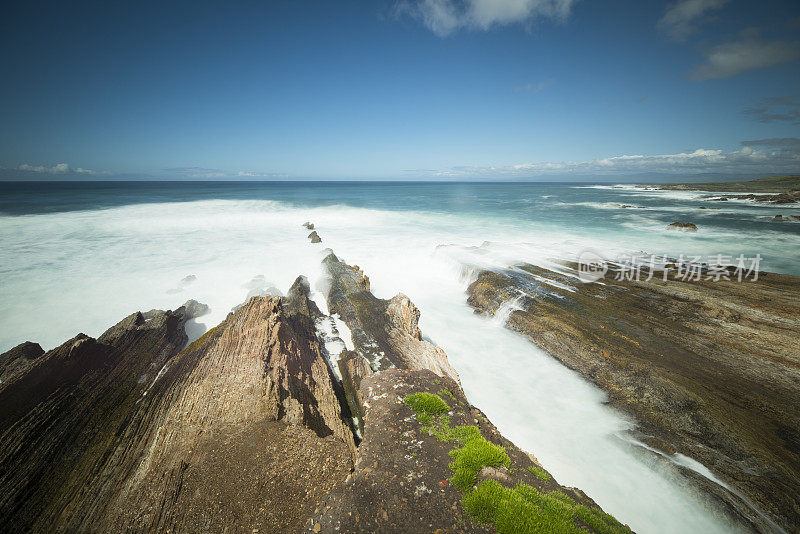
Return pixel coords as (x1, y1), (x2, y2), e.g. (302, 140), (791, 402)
(308, 231), (322, 243)
(303, 221), (315, 230)
(0, 341), (44, 383)
(182, 299), (210, 319)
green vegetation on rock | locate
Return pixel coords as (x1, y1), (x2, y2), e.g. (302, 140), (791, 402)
(527, 465), (551, 481)
(463, 480), (628, 534)
(403, 392), (450, 425)
(437, 387), (457, 403)
(403, 392), (627, 534)
(450, 434), (510, 491)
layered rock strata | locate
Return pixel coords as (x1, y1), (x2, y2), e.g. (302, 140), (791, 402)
(466, 259), (800, 532)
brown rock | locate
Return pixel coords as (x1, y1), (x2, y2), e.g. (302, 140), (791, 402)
(323, 252), (461, 387)
(667, 221), (698, 231)
(466, 260), (800, 532)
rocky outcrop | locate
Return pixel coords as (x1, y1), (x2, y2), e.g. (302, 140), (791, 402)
(90, 279), (355, 532)
(309, 368), (630, 533)
(309, 230), (322, 243)
(467, 262), (800, 532)
(323, 252), (461, 387)
(0, 301), (199, 532)
(0, 287), (356, 533)
(338, 350), (372, 436)
(643, 175), (800, 194)
(702, 191), (800, 205)
(0, 255), (626, 533)
(0, 341), (44, 383)
(667, 221), (698, 231)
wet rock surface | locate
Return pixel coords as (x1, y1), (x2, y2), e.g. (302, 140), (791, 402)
(467, 262), (800, 532)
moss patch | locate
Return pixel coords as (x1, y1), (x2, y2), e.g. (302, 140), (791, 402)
(404, 392), (450, 425)
(527, 465), (551, 481)
(403, 392), (627, 534)
(437, 387), (458, 404)
(463, 480), (628, 534)
(450, 436), (510, 491)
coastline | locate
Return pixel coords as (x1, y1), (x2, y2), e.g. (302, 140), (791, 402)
(465, 255), (799, 532)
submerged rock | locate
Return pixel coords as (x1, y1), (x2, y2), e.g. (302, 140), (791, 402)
(303, 221), (315, 230)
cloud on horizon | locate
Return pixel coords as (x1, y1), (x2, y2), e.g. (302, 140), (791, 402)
(398, 0), (577, 36)
(428, 140), (800, 178)
(164, 167), (288, 179)
(658, 0), (729, 42)
(17, 163), (100, 175)
(689, 34), (800, 80)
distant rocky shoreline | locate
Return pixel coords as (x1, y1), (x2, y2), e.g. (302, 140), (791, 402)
(638, 175), (800, 207)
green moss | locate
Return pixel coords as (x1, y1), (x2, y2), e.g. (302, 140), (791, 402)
(463, 481), (628, 534)
(527, 465), (551, 481)
(437, 387), (457, 404)
(404, 392), (449, 425)
(574, 505), (628, 534)
(402, 391), (627, 534)
(463, 481), (577, 534)
(450, 436), (510, 491)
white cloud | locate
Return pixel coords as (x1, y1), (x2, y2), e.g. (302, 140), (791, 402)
(400, 0), (577, 36)
(17, 163), (97, 175)
(430, 142), (800, 178)
(690, 36), (800, 80)
(658, 0), (729, 41)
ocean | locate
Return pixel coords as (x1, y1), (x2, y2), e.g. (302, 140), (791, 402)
(2, 180), (798, 533)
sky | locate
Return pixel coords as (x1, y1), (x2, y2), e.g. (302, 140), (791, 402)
(0, 0), (799, 181)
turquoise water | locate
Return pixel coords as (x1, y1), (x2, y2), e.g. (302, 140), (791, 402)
(1, 180), (795, 533)
(3, 180), (797, 273)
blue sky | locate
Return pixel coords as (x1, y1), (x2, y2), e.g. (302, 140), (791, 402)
(1, 0), (799, 181)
